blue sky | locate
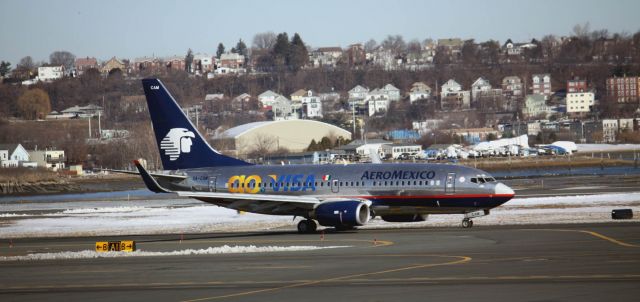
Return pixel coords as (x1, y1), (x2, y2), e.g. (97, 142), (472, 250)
(1, 0), (640, 66)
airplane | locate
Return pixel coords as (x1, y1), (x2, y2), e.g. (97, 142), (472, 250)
(131, 78), (515, 234)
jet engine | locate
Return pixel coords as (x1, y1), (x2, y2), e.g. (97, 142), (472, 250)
(314, 200), (370, 227)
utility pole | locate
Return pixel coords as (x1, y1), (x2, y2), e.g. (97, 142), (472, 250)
(98, 110), (101, 139)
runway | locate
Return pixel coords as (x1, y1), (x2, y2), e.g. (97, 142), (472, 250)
(1, 223), (639, 301)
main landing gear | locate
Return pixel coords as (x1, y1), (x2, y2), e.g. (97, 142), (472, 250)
(461, 218), (474, 228)
(297, 219), (317, 234)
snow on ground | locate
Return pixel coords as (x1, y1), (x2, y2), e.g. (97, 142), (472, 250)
(577, 144), (640, 153)
(0, 245), (350, 262)
(1, 193), (639, 238)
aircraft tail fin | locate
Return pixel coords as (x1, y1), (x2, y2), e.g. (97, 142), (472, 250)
(142, 78), (252, 170)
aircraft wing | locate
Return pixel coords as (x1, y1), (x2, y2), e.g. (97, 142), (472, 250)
(175, 191), (320, 213)
(132, 159), (320, 213)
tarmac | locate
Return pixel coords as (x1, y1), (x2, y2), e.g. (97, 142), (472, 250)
(1, 223), (639, 302)
(1, 173), (640, 301)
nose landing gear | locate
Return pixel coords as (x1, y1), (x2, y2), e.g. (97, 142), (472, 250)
(461, 218), (474, 228)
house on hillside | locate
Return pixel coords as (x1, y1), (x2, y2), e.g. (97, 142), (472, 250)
(102, 57), (125, 74)
(383, 84), (401, 101)
(409, 82), (432, 103)
(28, 148), (65, 171)
(301, 90), (323, 118)
(75, 57), (98, 75)
(258, 90), (283, 108)
(440, 79), (470, 110)
(37, 66), (64, 81)
(502, 76), (523, 98)
(532, 74), (552, 98)
(290, 89), (308, 102)
(0, 144), (32, 168)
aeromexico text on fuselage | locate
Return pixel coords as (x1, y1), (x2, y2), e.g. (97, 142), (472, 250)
(218, 168), (437, 193)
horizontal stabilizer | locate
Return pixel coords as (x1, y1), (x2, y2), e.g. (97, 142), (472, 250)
(133, 160), (172, 193)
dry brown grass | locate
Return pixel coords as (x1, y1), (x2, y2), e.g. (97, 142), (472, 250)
(0, 168), (59, 182)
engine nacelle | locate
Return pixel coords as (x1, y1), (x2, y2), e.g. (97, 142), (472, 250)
(381, 214), (428, 223)
(314, 200), (370, 227)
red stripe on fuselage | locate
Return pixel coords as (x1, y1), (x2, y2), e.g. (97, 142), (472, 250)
(349, 194), (515, 200)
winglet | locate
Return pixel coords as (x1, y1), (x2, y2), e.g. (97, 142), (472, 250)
(133, 160), (172, 193)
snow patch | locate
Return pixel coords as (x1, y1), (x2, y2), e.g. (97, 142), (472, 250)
(0, 245), (350, 261)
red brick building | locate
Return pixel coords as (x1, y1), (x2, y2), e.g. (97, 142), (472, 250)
(606, 76), (640, 103)
(567, 77), (588, 93)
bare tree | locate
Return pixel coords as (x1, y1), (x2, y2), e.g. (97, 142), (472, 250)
(252, 31), (277, 49)
(364, 39), (378, 52)
(381, 35), (406, 54)
(407, 39), (422, 54)
(572, 22), (591, 39)
(17, 88), (50, 120)
(49, 51), (76, 70)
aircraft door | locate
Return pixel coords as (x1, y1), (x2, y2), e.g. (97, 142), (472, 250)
(208, 176), (217, 192)
(331, 179), (339, 193)
(445, 173), (455, 194)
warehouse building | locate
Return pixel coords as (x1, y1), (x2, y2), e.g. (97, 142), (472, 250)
(213, 120), (351, 157)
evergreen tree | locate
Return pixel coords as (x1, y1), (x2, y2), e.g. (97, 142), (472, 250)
(288, 33), (308, 71)
(0, 61), (11, 77)
(272, 33), (290, 68)
(216, 43), (225, 58)
(235, 39), (248, 57)
(184, 48), (194, 73)
(307, 139), (318, 151)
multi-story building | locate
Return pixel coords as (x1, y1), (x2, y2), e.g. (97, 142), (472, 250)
(193, 53), (215, 73)
(365, 92), (390, 116)
(502, 76), (523, 98)
(382, 84), (401, 101)
(347, 44), (365, 66)
(37, 66), (64, 81)
(309, 47), (343, 68)
(523, 94), (552, 118)
(409, 82), (432, 103)
(440, 79), (470, 110)
(606, 75), (640, 103)
(566, 92), (595, 115)
(567, 77), (588, 93)
(74, 57), (98, 75)
(602, 119), (619, 142)
(531, 74), (552, 98)
(219, 53), (245, 69)
(28, 148), (65, 171)
(165, 56), (186, 71)
(301, 90), (323, 118)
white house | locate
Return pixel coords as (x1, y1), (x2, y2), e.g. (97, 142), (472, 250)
(37, 66), (64, 81)
(193, 53), (215, 73)
(471, 77), (492, 101)
(0, 144), (31, 168)
(258, 90), (283, 108)
(348, 85), (369, 100)
(382, 84), (401, 101)
(409, 82), (432, 103)
(367, 93), (390, 116)
(524, 94), (552, 118)
(301, 90), (323, 118)
(28, 149), (65, 171)
(566, 92), (595, 114)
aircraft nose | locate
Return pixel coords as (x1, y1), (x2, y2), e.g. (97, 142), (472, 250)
(494, 183), (515, 195)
